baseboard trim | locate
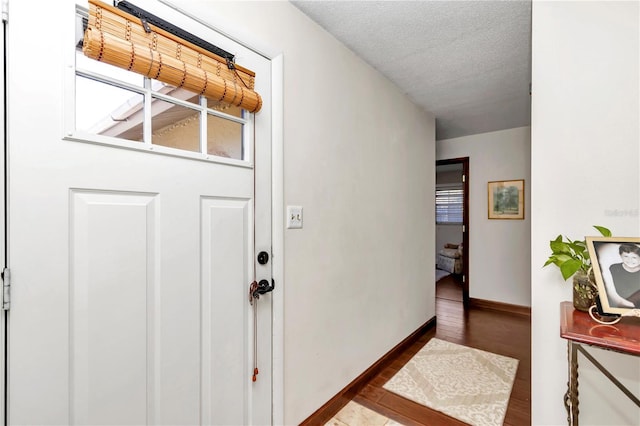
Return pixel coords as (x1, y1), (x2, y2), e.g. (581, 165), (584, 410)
(469, 297), (531, 317)
(299, 316), (437, 425)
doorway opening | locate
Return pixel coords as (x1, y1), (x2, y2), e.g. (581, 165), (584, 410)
(435, 157), (469, 307)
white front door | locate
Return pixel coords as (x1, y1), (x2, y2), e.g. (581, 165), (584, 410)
(6, 1), (272, 424)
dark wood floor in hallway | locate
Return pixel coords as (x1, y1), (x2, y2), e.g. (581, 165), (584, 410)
(351, 274), (531, 425)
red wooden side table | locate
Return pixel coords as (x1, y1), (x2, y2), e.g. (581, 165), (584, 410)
(559, 301), (640, 425)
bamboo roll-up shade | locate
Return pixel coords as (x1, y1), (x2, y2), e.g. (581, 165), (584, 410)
(83, 0), (262, 113)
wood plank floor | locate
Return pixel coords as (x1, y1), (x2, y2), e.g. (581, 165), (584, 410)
(351, 275), (531, 425)
(434, 272), (463, 302)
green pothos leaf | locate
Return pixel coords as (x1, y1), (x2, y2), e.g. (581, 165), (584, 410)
(560, 259), (582, 280)
(550, 240), (570, 254)
(593, 225), (612, 237)
(554, 254), (573, 263)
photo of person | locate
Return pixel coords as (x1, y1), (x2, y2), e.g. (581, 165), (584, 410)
(607, 243), (640, 308)
(590, 240), (640, 311)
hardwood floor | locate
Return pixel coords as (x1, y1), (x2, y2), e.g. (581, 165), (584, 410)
(350, 275), (531, 425)
(435, 273), (463, 302)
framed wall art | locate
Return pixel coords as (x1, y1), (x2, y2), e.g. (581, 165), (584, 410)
(487, 179), (524, 220)
(586, 236), (640, 315)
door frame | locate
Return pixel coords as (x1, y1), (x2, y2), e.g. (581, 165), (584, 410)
(0, 8), (6, 425)
(1, 1), (285, 423)
(436, 157), (469, 307)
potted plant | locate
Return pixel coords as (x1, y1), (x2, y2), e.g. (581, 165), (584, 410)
(544, 225), (612, 311)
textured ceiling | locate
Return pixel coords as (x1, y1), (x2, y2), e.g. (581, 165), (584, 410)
(291, 1), (532, 140)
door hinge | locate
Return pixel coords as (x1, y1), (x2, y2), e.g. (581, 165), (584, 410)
(2, 267), (10, 310)
(462, 275), (466, 283)
(462, 174), (466, 183)
(462, 225), (466, 233)
(2, 0), (8, 23)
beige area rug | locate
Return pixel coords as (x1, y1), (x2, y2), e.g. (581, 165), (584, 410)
(383, 338), (518, 426)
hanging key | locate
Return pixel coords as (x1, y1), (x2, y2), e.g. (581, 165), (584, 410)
(252, 279), (275, 300)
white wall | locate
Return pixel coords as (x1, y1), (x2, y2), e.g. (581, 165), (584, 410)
(531, 2), (639, 425)
(183, 2), (436, 424)
(437, 127), (532, 306)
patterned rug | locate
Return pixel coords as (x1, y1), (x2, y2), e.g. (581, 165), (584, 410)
(383, 338), (518, 426)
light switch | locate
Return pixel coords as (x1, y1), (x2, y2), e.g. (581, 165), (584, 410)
(287, 206), (303, 229)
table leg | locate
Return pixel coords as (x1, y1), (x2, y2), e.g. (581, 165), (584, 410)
(564, 341), (579, 425)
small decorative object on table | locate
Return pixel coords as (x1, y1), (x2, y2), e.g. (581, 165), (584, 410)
(543, 225), (612, 312)
(585, 236), (640, 324)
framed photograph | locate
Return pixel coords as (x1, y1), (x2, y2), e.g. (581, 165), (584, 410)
(487, 179), (524, 220)
(586, 237), (640, 315)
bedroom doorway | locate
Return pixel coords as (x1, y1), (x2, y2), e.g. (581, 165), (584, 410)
(435, 157), (469, 306)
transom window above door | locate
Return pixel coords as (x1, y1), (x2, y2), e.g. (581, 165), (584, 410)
(71, 1), (261, 164)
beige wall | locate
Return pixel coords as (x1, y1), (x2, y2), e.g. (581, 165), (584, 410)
(181, 2), (436, 423)
(437, 127), (531, 307)
(532, 2), (639, 424)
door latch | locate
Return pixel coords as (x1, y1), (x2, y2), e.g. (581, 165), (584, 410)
(2, 267), (10, 310)
(251, 279), (274, 300)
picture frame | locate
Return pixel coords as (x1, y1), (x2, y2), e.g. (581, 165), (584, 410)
(586, 236), (640, 315)
(487, 179), (524, 220)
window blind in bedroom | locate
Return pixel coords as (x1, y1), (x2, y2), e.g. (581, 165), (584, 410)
(82, 0), (263, 113)
(436, 187), (464, 224)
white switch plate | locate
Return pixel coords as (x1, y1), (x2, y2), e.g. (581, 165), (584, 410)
(287, 206), (303, 229)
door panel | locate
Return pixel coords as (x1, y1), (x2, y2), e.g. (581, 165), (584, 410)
(7, 1), (272, 424)
(200, 197), (250, 425)
(70, 190), (158, 425)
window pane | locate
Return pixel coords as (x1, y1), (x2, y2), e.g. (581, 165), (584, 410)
(152, 80), (200, 105)
(75, 5), (143, 88)
(76, 75), (144, 142)
(75, 50), (144, 88)
(151, 98), (201, 152)
(207, 113), (243, 160)
(207, 99), (244, 118)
